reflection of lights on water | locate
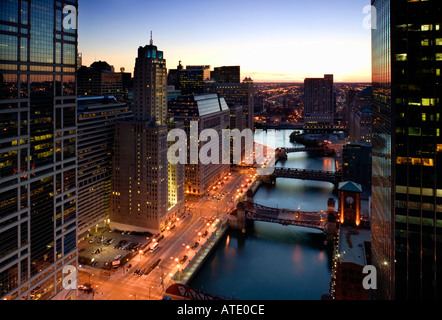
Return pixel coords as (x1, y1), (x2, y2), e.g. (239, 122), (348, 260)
(318, 251), (325, 262)
(225, 235), (230, 248)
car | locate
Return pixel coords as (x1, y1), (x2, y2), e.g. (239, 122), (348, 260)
(180, 255), (188, 264)
(114, 255), (122, 261)
(133, 270), (140, 275)
(89, 237), (96, 244)
(191, 242), (199, 250)
(138, 269), (145, 276)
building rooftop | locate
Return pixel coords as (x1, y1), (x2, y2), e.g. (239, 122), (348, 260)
(169, 94), (229, 117)
(338, 227), (371, 266)
(339, 181), (363, 193)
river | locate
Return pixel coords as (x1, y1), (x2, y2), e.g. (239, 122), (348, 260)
(188, 130), (336, 300)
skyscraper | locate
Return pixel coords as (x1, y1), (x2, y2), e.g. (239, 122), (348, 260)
(77, 96), (133, 236)
(371, 0), (442, 300)
(204, 77), (255, 130)
(110, 37), (182, 234)
(211, 66), (241, 84)
(0, 0), (78, 300)
(304, 74), (334, 125)
(133, 38), (167, 125)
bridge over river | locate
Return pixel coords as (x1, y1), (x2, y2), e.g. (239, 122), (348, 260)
(229, 198), (339, 241)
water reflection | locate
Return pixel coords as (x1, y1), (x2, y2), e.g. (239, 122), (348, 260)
(189, 130), (336, 300)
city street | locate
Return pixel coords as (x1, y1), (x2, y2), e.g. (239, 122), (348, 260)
(77, 170), (254, 300)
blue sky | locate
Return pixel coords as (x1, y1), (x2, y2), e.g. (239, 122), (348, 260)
(78, 0), (372, 82)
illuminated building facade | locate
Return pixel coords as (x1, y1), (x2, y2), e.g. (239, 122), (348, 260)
(168, 94), (231, 197)
(0, 0), (78, 300)
(77, 96), (133, 236)
(211, 66), (240, 84)
(371, 0), (442, 300)
(110, 38), (181, 234)
(77, 61), (132, 102)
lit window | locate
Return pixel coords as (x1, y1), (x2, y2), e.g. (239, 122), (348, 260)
(396, 54), (407, 61)
(421, 25), (433, 31)
(422, 98), (435, 106)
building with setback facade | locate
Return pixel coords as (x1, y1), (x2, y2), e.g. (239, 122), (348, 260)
(77, 61), (132, 102)
(110, 38), (183, 234)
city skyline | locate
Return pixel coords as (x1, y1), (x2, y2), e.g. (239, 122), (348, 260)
(78, 0), (372, 82)
(2, 0), (441, 304)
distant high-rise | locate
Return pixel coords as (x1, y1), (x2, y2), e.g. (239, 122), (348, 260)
(204, 77), (255, 130)
(342, 143), (372, 197)
(211, 66), (241, 84)
(0, 0), (78, 300)
(371, 0), (442, 300)
(110, 38), (182, 234)
(167, 62), (210, 95)
(304, 75), (334, 125)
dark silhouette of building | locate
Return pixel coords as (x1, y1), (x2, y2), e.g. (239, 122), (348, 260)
(167, 62), (210, 95)
(304, 75), (335, 125)
(342, 144), (372, 197)
(211, 66), (240, 84)
(78, 61), (132, 102)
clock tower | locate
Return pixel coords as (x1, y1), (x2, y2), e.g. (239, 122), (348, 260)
(338, 181), (362, 227)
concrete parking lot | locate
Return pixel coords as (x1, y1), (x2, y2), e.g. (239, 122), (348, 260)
(79, 228), (153, 270)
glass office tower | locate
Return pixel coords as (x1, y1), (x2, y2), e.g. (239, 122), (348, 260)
(0, 0), (78, 300)
(372, 0), (442, 300)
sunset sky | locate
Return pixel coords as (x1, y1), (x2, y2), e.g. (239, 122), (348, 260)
(78, 0), (372, 82)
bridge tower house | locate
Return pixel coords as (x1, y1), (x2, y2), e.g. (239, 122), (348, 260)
(229, 202), (247, 230)
(338, 181), (362, 227)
